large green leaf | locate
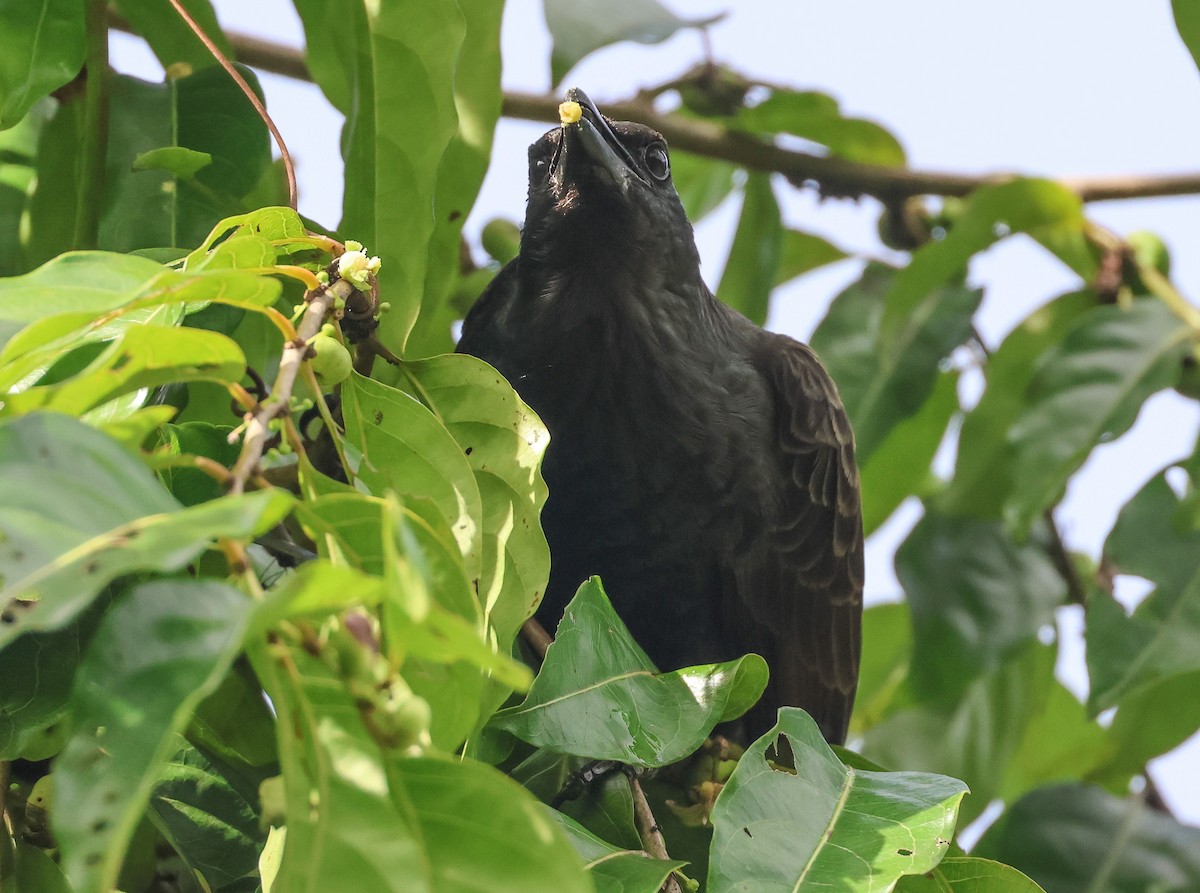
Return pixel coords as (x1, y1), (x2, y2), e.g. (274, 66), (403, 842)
(399, 353), (550, 645)
(773, 227), (847, 288)
(669, 151), (737, 222)
(0, 413), (291, 647)
(543, 0), (721, 85)
(340, 372), (482, 574)
(552, 811), (683, 893)
(1005, 300), (1194, 533)
(491, 578), (768, 768)
(734, 89), (905, 166)
(850, 602), (913, 737)
(879, 179), (1084, 346)
(974, 783), (1200, 893)
(860, 369), (958, 535)
(940, 290), (1097, 518)
(55, 578), (253, 893)
(252, 639), (588, 893)
(1087, 468), (1200, 711)
(811, 263), (982, 465)
(895, 856), (1046, 893)
(0, 0), (84, 129)
(296, 0), (464, 351)
(1174, 0), (1200, 75)
(897, 510), (1065, 702)
(113, 0), (231, 72)
(149, 738), (269, 893)
(708, 708), (967, 892)
(405, 0), (505, 358)
(717, 172), (781, 326)
(862, 644), (1055, 827)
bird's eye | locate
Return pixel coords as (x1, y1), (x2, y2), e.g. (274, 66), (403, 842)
(644, 143), (670, 181)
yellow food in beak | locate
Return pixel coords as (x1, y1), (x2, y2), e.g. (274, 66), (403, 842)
(558, 100), (582, 126)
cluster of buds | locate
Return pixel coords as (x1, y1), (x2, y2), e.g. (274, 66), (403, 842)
(337, 239), (382, 293)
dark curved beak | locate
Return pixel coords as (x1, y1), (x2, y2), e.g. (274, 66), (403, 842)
(553, 88), (647, 195)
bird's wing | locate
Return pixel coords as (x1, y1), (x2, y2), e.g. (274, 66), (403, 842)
(731, 333), (863, 744)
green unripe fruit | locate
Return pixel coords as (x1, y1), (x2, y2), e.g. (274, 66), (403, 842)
(481, 218), (521, 265)
(308, 325), (353, 387)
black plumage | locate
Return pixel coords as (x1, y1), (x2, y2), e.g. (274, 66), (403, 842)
(458, 90), (863, 744)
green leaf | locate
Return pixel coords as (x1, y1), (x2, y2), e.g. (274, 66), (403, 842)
(252, 639), (588, 893)
(895, 856), (1047, 893)
(55, 578), (253, 893)
(1087, 468), (1200, 712)
(974, 783), (1200, 893)
(187, 658), (279, 769)
(543, 0), (722, 86)
(1005, 300), (1194, 533)
(717, 173), (781, 326)
(0, 603), (105, 760)
(155, 421), (241, 506)
(399, 353), (550, 646)
(879, 179), (1084, 346)
(849, 603), (913, 737)
(0, 413), (291, 647)
(863, 643), (1055, 827)
(811, 263), (982, 467)
(148, 739), (270, 893)
(773, 228), (847, 288)
(940, 290), (1097, 518)
(492, 578), (769, 768)
(296, 0), (464, 351)
(341, 372), (482, 574)
(113, 0), (232, 72)
(860, 369), (957, 535)
(1173, 0), (1200, 76)
(668, 151), (737, 222)
(897, 510), (1065, 701)
(735, 89), (906, 166)
(708, 707), (967, 892)
(3, 323), (246, 417)
(133, 146), (213, 180)
(0, 250), (167, 347)
(552, 810), (683, 893)
(11, 839), (73, 893)
(0, 0), (84, 129)
(405, 0), (505, 358)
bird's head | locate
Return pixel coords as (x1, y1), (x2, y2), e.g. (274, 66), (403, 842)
(519, 89), (701, 285)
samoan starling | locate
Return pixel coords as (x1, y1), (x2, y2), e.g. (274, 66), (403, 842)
(458, 89), (863, 744)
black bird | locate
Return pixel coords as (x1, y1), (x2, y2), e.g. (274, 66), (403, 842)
(458, 90), (863, 744)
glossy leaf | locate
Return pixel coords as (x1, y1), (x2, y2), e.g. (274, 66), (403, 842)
(0, 413), (291, 647)
(1006, 300), (1194, 533)
(543, 0), (722, 85)
(55, 578), (253, 893)
(735, 89), (905, 166)
(863, 644), (1055, 827)
(0, 0), (84, 128)
(717, 173), (781, 325)
(552, 810), (683, 893)
(253, 639), (588, 893)
(1174, 0), (1200, 75)
(148, 739), (269, 893)
(940, 290), (1096, 518)
(895, 856), (1047, 893)
(492, 578), (768, 768)
(400, 353), (551, 645)
(811, 264), (982, 464)
(974, 783), (1200, 893)
(897, 510), (1065, 701)
(859, 369), (957, 535)
(708, 708), (967, 892)
(1087, 469), (1200, 711)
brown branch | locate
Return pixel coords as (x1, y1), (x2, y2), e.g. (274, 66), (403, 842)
(228, 277), (354, 494)
(106, 14), (1200, 206)
(627, 772), (683, 893)
(520, 617), (554, 662)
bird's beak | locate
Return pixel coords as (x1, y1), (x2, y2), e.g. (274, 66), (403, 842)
(553, 88), (647, 195)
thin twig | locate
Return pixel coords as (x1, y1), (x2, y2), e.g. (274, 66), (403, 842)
(228, 278), (355, 494)
(164, 0), (298, 209)
(106, 14), (1200, 207)
(628, 772), (682, 893)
